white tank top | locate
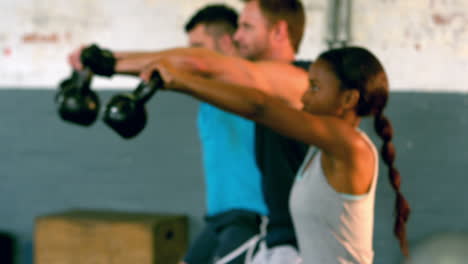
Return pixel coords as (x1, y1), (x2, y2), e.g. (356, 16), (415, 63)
(289, 131), (378, 264)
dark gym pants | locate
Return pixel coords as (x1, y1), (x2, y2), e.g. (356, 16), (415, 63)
(184, 210), (261, 264)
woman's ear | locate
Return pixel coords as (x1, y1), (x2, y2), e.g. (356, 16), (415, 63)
(341, 89), (360, 110)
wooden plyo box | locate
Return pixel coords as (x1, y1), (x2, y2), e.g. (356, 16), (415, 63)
(35, 209), (188, 264)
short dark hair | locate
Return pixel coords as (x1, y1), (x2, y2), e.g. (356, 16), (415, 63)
(241, 0), (305, 52)
(184, 4), (238, 37)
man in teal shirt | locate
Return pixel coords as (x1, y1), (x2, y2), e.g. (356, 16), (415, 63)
(182, 5), (267, 264)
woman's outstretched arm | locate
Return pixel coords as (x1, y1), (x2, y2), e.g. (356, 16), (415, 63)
(117, 48), (310, 108)
(144, 59), (362, 160)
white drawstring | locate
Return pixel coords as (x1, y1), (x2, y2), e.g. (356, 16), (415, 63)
(215, 216), (269, 264)
(215, 235), (261, 264)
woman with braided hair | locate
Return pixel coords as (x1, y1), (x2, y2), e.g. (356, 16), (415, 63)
(140, 46), (410, 263)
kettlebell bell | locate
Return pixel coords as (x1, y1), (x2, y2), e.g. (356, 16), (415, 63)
(103, 72), (164, 138)
(55, 68), (99, 126)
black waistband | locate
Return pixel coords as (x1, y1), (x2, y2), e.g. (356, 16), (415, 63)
(205, 209), (262, 232)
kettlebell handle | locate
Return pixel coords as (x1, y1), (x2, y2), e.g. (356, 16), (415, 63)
(75, 68), (93, 93)
(134, 71), (164, 103)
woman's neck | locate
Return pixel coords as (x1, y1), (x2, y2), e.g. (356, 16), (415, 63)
(341, 111), (361, 128)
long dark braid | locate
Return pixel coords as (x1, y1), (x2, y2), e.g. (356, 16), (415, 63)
(374, 112), (410, 256)
(318, 47), (411, 257)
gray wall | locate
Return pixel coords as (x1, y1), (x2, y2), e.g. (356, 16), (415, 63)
(0, 89), (205, 264)
(0, 89), (468, 264)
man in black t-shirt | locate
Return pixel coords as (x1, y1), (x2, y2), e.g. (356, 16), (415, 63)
(233, 1), (309, 263)
(254, 60), (310, 254)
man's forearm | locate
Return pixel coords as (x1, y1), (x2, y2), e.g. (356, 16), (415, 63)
(113, 47), (222, 76)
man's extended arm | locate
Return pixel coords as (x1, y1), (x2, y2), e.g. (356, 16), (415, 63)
(69, 45), (308, 108)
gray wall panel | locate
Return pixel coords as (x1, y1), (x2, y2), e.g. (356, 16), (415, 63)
(0, 90), (467, 264)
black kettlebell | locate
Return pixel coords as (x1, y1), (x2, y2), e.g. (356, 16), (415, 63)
(55, 68), (100, 126)
(103, 72), (164, 139)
